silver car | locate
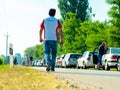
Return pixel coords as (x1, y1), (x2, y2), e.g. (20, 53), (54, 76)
(77, 51), (98, 69)
(62, 53), (81, 68)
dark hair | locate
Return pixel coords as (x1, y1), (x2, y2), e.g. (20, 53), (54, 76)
(49, 8), (56, 16)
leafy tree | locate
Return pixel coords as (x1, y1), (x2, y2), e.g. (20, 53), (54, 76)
(59, 12), (110, 54)
(80, 20), (109, 51)
(0, 56), (4, 65)
(62, 12), (81, 53)
(32, 44), (44, 59)
(106, 0), (120, 47)
(58, 0), (92, 21)
(24, 47), (34, 57)
(24, 44), (44, 60)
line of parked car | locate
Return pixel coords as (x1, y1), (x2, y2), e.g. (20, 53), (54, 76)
(32, 58), (46, 67)
(56, 47), (120, 71)
(31, 47), (120, 71)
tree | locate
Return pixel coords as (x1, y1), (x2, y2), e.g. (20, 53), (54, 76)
(24, 44), (44, 60)
(0, 56), (4, 65)
(62, 12), (82, 53)
(58, 0), (92, 22)
(59, 11), (110, 54)
(80, 20), (109, 51)
(106, 0), (120, 47)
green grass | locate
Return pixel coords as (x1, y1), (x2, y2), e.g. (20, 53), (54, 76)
(0, 65), (81, 90)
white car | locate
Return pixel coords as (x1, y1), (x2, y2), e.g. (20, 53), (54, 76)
(102, 47), (120, 70)
(56, 54), (66, 68)
(77, 51), (98, 69)
(117, 57), (120, 71)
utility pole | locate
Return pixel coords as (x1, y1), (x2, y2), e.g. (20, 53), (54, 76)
(5, 32), (10, 64)
(6, 32), (8, 57)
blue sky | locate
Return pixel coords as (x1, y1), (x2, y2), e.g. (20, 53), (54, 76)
(0, 0), (111, 56)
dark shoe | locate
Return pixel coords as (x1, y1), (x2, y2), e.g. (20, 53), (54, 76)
(51, 69), (55, 72)
(46, 62), (51, 72)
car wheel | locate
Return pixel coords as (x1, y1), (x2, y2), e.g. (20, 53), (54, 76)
(117, 58), (120, 71)
(83, 62), (87, 69)
(105, 61), (110, 70)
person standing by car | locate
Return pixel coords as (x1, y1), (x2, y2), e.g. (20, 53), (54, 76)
(13, 57), (17, 65)
(97, 42), (107, 70)
(39, 8), (63, 72)
(30, 56), (33, 66)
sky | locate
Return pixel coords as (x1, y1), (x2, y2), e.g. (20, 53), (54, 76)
(0, 0), (111, 56)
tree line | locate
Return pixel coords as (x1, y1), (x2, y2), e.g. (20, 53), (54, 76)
(24, 0), (120, 60)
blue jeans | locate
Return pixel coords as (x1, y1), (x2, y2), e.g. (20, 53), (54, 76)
(97, 54), (102, 64)
(44, 40), (57, 70)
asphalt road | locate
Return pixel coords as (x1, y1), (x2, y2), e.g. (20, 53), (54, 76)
(31, 67), (120, 90)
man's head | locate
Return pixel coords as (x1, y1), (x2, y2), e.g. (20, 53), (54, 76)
(49, 8), (56, 16)
(102, 42), (107, 46)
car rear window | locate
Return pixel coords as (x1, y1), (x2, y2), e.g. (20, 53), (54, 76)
(61, 54), (66, 59)
(111, 48), (120, 54)
(70, 54), (81, 59)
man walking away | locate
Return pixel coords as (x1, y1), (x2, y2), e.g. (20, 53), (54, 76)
(39, 8), (63, 72)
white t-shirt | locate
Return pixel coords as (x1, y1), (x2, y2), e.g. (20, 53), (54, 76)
(40, 17), (62, 41)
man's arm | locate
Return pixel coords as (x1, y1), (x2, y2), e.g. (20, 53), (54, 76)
(59, 28), (64, 46)
(39, 20), (44, 43)
(39, 28), (44, 42)
(57, 20), (63, 45)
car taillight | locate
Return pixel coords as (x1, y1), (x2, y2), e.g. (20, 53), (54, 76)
(110, 55), (118, 59)
(86, 57), (90, 60)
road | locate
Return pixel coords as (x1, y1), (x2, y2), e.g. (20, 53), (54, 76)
(31, 67), (120, 90)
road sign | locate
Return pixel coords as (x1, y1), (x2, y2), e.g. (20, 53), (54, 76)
(9, 43), (13, 68)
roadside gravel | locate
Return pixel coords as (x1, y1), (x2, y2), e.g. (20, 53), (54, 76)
(51, 72), (102, 90)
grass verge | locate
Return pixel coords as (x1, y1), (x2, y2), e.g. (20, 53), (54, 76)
(0, 65), (81, 90)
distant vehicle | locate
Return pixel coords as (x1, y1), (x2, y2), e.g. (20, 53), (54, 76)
(77, 51), (98, 69)
(41, 58), (46, 67)
(55, 56), (60, 67)
(102, 47), (120, 70)
(56, 54), (66, 68)
(36, 60), (43, 67)
(62, 53), (82, 68)
(32, 60), (38, 66)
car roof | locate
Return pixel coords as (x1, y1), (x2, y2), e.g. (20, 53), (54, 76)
(108, 47), (120, 48)
(66, 53), (81, 54)
(84, 51), (91, 52)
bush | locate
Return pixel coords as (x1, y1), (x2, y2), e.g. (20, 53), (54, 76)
(0, 57), (4, 65)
